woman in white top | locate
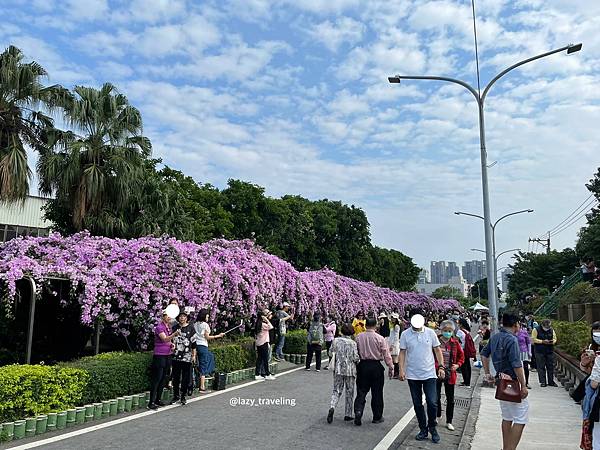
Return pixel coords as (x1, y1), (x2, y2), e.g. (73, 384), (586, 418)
(387, 313), (401, 378)
(194, 308), (225, 392)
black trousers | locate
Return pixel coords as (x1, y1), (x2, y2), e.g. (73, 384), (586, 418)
(255, 342), (270, 376)
(325, 340), (332, 364)
(536, 351), (554, 384)
(436, 379), (455, 423)
(523, 361), (530, 385)
(306, 343), (322, 370)
(461, 359), (472, 386)
(171, 360), (191, 399)
(149, 354), (172, 405)
(354, 360), (385, 420)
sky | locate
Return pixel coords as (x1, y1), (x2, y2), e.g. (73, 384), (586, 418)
(1, 0), (599, 271)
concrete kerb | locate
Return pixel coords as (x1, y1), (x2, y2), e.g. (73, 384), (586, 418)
(457, 367), (483, 450)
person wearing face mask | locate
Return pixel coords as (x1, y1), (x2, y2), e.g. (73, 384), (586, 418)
(399, 309), (445, 444)
(435, 320), (465, 431)
(481, 313), (529, 450)
(531, 318), (558, 387)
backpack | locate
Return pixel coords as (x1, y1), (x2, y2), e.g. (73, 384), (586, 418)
(464, 332), (477, 358)
(308, 322), (322, 344)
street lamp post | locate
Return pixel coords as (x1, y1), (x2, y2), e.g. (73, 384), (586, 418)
(389, 44), (582, 332)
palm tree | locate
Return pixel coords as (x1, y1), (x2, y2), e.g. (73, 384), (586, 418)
(0, 45), (70, 202)
(38, 83), (151, 235)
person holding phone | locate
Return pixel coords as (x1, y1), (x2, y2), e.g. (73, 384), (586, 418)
(254, 309), (276, 380)
(194, 308), (225, 392)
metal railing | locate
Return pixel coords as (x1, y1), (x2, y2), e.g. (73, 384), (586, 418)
(534, 270), (583, 316)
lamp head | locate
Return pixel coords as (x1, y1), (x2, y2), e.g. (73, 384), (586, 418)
(567, 43), (582, 54)
(388, 76), (401, 84)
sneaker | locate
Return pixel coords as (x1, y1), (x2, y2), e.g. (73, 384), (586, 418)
(180, 398), (187, 406)
(447, 423), (455, 431)
(255, 375), (264, 380)
(324, 366), (329, 370)
(415, 430), (428, 441)
(540, 383), (547, 387)
(316, 369), (320, 372)
(372, 417), (385, 424)
(327, 408), (334, 424)
(147, 403), (158, 410)
(526, 384), (532, 389)
(305, 368), (311, 371)
(548, 382), (558, 387)
(344, 416), (354, 421)
(430, 428), (441, 444)
(265, 375), (276, 380)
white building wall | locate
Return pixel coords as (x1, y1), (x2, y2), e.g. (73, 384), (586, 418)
(0, 196), (51, 228)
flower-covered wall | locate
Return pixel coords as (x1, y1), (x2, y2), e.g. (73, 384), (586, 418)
(0, 232), (460, 341)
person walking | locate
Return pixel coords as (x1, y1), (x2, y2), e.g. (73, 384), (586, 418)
(378, 313), (390, 338)
(516, 321), (532, 389)
(353, 317), (394, 426)
(148, 309), (180, 410)
(324, 315), (337, 370)
(481, 313), (529, 450)
(327, 323), (360, 424)
(387, 313), (401, 378)
(306, 312), (324, 371)
(275, 302), (293, 361)
(459, 318), (476, 387)
(532, 318), (558, 387)
(171, 311), (197, 405)
(255, 309), (276, 380)
(399, 309), (445, 443)
(435, 320), (465, 431)
(352, 311), (366, 336)
(194, 308), (225, 392)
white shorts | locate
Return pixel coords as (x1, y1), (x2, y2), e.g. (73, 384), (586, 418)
(499, 398), (529, 424)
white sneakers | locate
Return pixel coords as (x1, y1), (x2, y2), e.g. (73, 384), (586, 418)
(254, 375), (263, 380)
(447, 423), (455, 431)
(265, 375), (276, 380)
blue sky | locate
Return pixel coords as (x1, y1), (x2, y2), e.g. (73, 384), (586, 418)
(2, 0), (599, 270)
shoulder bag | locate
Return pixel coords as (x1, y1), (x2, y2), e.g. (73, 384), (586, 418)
(495, 374), (522, 403)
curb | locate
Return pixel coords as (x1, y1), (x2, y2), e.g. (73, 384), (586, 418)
(458, 367), (483, 450)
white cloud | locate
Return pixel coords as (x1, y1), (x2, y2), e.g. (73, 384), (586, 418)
(306, 17), (365, 52)
(64, 0), (108, 21)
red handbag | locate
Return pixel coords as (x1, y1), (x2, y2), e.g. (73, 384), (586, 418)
(495, 375), (522, 403)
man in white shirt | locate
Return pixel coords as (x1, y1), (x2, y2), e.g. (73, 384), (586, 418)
(399, 309), (445, 444)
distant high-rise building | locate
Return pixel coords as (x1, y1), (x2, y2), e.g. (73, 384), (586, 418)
(430, 261), (447, 284)
(462, 260), (486, 284)
(447, 262), (460, 280)
(418, 269), (430, 284)
(502, 268), (514, 292)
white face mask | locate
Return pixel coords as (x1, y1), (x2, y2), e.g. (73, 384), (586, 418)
(593, 332), (600, 345)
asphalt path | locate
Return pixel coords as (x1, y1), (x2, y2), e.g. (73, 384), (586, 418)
(13, 364), (418, 450)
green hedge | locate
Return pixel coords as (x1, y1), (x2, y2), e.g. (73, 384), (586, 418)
(553, 320), (590, 358)
(0, 365), (88, 422)
(283, 330), (307, 354)
(61, 352), (153, 404)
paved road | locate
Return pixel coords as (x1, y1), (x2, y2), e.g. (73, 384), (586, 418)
(15, 365), (420, 450)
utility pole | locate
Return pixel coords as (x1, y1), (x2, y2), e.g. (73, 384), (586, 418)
(528, 235), (550, 254)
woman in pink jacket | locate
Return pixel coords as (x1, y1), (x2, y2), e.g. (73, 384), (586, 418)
(324, 315), (337, 370)
(255, 309), (276, 380)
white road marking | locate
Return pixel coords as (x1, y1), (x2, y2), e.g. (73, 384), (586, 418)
(372, 407), (416, 450)
(8, 359), (327, 449)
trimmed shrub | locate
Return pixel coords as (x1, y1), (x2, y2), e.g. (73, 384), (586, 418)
(0, 365), (88, 422)
(559, 282), (600, 306)
(553, 320), (590, 358)
(282, 329), (307, 354)
(61, 352), (153, 404)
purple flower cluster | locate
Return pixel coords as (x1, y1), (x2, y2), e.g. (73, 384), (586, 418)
(0, 232), (460, 342)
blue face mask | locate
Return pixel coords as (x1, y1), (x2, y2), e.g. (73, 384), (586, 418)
(442, 331), (453, 339)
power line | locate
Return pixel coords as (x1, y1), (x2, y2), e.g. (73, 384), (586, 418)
(544, 194), (595, 235)
(549, 200), (598, 237)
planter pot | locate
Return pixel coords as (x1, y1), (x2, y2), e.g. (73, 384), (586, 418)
(102, 401), (111, 417)
(117, 397), (125, 413)
(131, 395), (139, 409)
(13, 420), (26, 439)
(1, 422), (14, 441)
(124, 396), (133, 412)
(66, 409), (76, 428)
(138, 393), (147, 408)
(46, 412), (57, 431)
(144, 391), (151, 403)
(75, 407), (85, 425)
(160, 390), (171, 403)
(300, 355), (306, 364)
(93, 403), (103, 420)
(35, 415), (48, 435)
(25, 418), (36, 437)
(84, 405), (94, 422)
(226, 373), (232, 385)
(55, 412), (67, 430)
(109, 400), (118, 416)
